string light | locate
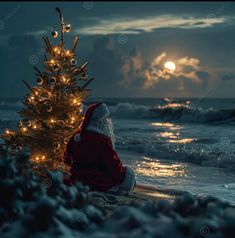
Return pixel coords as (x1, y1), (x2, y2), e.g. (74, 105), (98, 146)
(71, 116), (75, 124)
(22, 127), (27, 132)
(62, 76), (69, 83)
(1, 8), (92, 174)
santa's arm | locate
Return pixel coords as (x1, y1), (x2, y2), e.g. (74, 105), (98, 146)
(99, 137), (126, 184)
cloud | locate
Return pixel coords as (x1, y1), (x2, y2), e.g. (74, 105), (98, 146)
(119, 48), (144, 88)
(143, 52), (211, 92)
(77, 15), (226, 35)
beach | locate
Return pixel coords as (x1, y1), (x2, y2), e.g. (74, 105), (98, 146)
(1, 97), (235, 237)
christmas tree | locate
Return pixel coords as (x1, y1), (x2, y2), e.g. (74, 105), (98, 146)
(1, 8), (93, 172)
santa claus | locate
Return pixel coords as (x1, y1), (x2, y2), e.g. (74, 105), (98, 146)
(62, 102), (136, 195)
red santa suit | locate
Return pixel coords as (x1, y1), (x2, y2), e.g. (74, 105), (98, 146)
(62, 103), (126, 192)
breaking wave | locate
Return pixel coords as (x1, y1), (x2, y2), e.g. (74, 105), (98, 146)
(110, 102), (235, 124)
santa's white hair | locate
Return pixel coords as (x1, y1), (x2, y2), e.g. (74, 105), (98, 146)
(86, 117), (116, 147)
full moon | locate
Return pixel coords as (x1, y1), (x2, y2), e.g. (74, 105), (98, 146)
(164, 61), (176, 71)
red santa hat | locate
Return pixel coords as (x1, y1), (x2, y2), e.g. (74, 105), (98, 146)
(74, 102), (110, 142)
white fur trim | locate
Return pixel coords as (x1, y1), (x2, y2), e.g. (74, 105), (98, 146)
(91, 103), (109, 120)
(74, 133), (81, 142)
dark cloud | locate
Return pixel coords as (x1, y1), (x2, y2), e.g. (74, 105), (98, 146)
(0, 35), (41, 97)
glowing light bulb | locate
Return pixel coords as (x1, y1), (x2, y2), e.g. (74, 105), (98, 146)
(42, 155), (45, 160)
(50, 119), (55, 123)
(54, 47), (58, 52)
(34, 91), (39, 95)
(22, 127), (27, 132)
(30, 96), (35, 100)
(35, 156), (39, 161)
(66, 50), (70, 55)
(51, 59), (55, 64)
(33, 125), (37, 129)
(6, 130), (10, 134)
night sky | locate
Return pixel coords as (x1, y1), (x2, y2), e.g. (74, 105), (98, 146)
(0, 1), (235, 98)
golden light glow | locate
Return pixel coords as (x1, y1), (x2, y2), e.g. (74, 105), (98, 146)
(135, 156), (186, 178)
(169, 138), (195, 144)
(33, 125), (37, 129)
(35, 156), (39, 161)
(66, 50), (70, 55)
(159, 132), (179, 139)
(6, 129), (10, 134)
(50, 59), (55, 64)
(158, 103), (183, 109)
(150, 122), (183, 130)
(42, 155), (45, 160)
(50, 118), (55, 123)
(22, 127), (27, 132)
(164, 61), (176, 71)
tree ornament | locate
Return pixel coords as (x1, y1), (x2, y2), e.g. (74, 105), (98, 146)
(70, 58), (77, 66)
(55, 143), (60, 150)
(46, 105), (53, 112)
(52, 30), (58, 38)
(64, 24), (71, 32)
(50, 77), (57, 84)
(37, 77), (43, 85)
(11, 144), (18, 153)
(52, 64), (60, 70)
(25, 98), (32, 104)
(27, 121), (32, 127)
(63, 138), (69, 144)
(18, 121), (23, 127)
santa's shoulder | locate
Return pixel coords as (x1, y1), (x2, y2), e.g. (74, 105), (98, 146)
(84, 130), (112, 143)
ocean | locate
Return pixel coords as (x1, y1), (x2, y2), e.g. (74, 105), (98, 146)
(1, 97), (235, 204)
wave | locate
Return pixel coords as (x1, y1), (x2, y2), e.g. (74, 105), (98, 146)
(111, 102), (235, 124)
(115, 136), (235, 171)
(1, 99), (235, 125)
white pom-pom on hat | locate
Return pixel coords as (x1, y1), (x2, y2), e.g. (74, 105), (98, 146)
(74, 133), (81, 142)
(91, 103), (110, 120)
